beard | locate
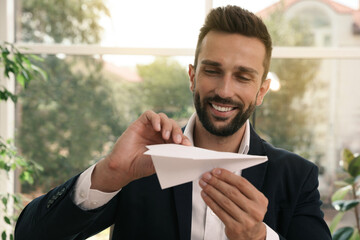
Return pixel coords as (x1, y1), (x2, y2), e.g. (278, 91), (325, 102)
(193, 91), (256, 137)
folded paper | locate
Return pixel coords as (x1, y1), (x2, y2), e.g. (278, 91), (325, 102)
(144, 144), (268, 189)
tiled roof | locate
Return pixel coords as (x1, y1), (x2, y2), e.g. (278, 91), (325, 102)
(257, 0), (360, 33)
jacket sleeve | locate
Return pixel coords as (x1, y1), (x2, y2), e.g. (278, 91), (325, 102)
(15, 175), (118, 240)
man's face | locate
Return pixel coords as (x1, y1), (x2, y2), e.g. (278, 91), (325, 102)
(189, 31), (270, 137)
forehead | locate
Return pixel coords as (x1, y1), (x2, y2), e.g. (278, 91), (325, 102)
(197, 31), (266, 74)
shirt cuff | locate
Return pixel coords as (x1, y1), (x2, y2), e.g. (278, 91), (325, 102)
(264, 223), (279, 240)
(73, 163), (120, 210)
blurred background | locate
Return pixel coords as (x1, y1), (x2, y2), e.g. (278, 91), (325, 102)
(1, 0), (360, 239)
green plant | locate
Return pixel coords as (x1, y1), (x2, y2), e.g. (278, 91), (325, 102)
(0, 139), (43, 240)
(331, 148), (360, 240)
(0, 42), (46, 102)
(0, 42), (45, 240)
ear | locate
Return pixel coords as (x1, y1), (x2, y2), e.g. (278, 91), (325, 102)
(256, 78), (271, 106)
(188, 64), (196, 92)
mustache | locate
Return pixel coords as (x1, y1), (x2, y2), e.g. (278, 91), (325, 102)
(205, 95), (244, 108)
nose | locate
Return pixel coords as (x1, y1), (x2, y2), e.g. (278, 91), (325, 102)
(214, 73), (234, 99)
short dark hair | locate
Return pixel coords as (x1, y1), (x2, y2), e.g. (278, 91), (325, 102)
(194, 5), (272, 82)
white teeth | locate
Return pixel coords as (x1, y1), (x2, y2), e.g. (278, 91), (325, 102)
(211, 104), (233, 112)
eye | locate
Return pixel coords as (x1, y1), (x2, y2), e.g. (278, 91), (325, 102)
(235, 74), (251, 81)
(205, 70), (218, 74)
(203, 67), (221, 76)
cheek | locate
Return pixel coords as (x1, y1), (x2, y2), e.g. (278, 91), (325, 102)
(195, 77), (216, 94)
(238, 87), (259, 105)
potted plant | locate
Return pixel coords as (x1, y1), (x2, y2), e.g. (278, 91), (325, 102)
(331, 148), (360, 240)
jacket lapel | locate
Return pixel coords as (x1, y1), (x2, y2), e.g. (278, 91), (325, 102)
(242, 125), (268, 191)
(173, 182), (192, 240)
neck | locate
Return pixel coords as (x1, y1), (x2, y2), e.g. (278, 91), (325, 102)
(193, 117), (246, 153)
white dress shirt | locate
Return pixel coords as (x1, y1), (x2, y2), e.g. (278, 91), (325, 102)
(74, 113), (279, 240)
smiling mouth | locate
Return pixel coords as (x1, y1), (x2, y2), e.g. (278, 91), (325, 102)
(211, 103), (236, 112)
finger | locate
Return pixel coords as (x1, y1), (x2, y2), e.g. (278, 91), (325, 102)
(200, 174), (247, 223)
(158, 113), (184, 144)
(141, 110), (161, 132)
(158, 113), (173, 140)
(169, 119), (184, 144)
(202, 169), (267, 221)
(201, 189), (238, 223)
(200, 187), (266, 240)
(212, 168), (267, 203)
(181, 135), (192, 146)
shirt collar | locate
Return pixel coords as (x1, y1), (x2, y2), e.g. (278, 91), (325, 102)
(183, 112), (250, 154)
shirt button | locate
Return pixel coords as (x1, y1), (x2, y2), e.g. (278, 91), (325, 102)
(210, 210), (216, 216)
(91, 201), (98, 206)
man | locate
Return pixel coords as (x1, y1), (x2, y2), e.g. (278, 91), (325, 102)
(15, 5), (331, 240)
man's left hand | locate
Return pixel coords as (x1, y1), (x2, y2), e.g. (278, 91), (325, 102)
(199, 168), (268, 240)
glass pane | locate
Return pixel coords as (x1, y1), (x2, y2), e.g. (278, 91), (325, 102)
(213, 0), (360, 47)
(253, 57), (360, 225)
(212, 0), (278, 12)
(16, 0), (205, 48)
(100, 0), (204, 48)
(16, 54), (194, 192)
(14, 53), (360, 234)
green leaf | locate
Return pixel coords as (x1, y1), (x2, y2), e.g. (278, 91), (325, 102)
(20, 171), (34, 184)
(2, 196), (8, 207)
(16, 73), (25, 88)
(4, 216), (10, 225)
(350, 230), (360, 240)
(342, 149), (355, 171)
(21, 68), (30, 82)
(332, 185), (352, 202)
(330, 212), (345, 233)
(22, 56), (31, 66)
(333, 200), (360, 211)
(333, 227), (354, 240)
(31, 64), (48, 81)
(1, 231), (6, 240)
(28, 54), (43, 62)
(349, 156), (360, 177)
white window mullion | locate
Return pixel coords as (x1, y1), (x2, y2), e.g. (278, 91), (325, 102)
(0, 0), (16, 235)
(13, 43), (360, 59)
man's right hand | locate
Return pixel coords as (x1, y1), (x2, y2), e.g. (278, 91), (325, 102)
(90, 110), (191, 192)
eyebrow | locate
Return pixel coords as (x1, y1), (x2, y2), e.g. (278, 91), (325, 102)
(201, 59), (221, 67)
(237, 66), (259, 76)
(201, 59), (259, 76)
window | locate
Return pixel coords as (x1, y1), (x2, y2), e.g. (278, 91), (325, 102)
(2, 0), (360, 238)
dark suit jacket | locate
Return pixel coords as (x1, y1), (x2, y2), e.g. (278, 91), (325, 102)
(15, 127), (331, 239)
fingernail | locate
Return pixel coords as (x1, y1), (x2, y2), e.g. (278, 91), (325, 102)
(213, 168), (221, 175)
(199, 179), (207, 187)
(175, 134), (182, 143)
(164, 130), (170, 139)
(183, 138), (192, 146)
(201, 191), (207, 198)
(203, 172), (211, 181)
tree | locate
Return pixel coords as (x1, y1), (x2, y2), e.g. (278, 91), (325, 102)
(19, 0), (109, 44)
(18, 56), (125, 190)
(134, 57), (193, 119)
(255, 6), (321, 155)
(16, 2), (194, 192)
(15, 0), (124, 191)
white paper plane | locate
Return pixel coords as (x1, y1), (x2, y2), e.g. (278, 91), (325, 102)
(144, 144), (268, 189)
